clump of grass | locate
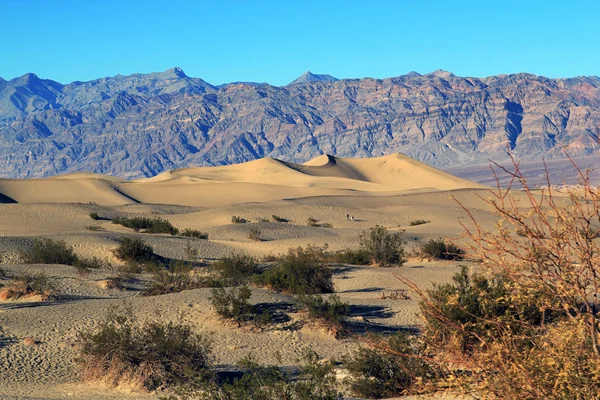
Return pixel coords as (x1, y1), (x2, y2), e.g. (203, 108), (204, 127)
(409, 219), (430, 226)
(272, 215), (289, 223)
(257, 217), (270, 223)
(212, 254), (258, 286)
(209, 286), (268, 326)
(180, 229), (208, 240)
(0, 273), (57, 300)
(73, 256), (109, 277)
(420, 238), (464, 260)
(77, 310), (213, 390)
(231, 216), (248, 224)
(253, 246), (334, 295)
(112, 216), (179, 235)
(89, 212), (100, 220)
(19, 238), (78, 265)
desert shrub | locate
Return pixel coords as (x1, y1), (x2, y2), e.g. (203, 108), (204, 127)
(73, 256), (108, 276)
(297, 294), (349, 333)
(421, 265), (548, 353)
(344, 332), (436, 398)
(89, 212), (100, 220)
(78, 311), (212, 390)
(113, 237), (158, 264)
(112, 216), (179, 235)
(359, 225), (405, 266)
(0, 273), (56, 300)
(247, 227), (262, 241)
(420, 238), (464, 260)
(209, 286), (260, 325)
(179, 351), (339, 400)
(253, 246), (334, 295)
(19, 238), (78, 265)
(257, 217), (270, 223)
(142, 263), (222, 296)
(272, 215), (289, 223)
(180, 229), (208, 240)
(231, 216), (248, 224)
(212, 254), (258, 286)
(409, 219), (430, 226)
(332, 248), (371, 265)
(306, 217), (319, 227)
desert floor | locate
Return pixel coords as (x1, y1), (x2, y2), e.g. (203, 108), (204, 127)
(0, 154), (522, 399)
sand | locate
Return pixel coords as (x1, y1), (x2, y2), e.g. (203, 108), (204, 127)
(0, 154), (506, 399)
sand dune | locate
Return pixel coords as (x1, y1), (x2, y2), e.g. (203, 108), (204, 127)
(0, 154), (484, 206)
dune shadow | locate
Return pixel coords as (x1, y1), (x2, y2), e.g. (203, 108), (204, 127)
(0, 193), (17, 203)
(329, 265), (360, 275)
(349, 304), (394, 319)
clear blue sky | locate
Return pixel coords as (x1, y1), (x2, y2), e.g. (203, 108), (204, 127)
(2, 0), (599, 85)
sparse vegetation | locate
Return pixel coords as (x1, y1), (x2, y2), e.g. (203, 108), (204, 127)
(253, 246), (334, 295)
(73, 256), (108, 276)
(272, 215), (289, 223)
(409, 219), (430, 226)
(112, 216), (179, 235)
(247, 227), (262, 241)
(359, 225), (405, 266)
(142, 262), (222, 296)
(344, 332), (437, 398)
(332, 248), (371, 265)
(19, 238), (78, 265)
(212, 254), (258, 286)
(231, 216), (248, 224)
(89, 212), (100, 220)
(306, 217), (332, 228)
(297, 294), (350, 334)
(180, 229), (208, 240)
(0, 273), (57, 300)
(420, 238), (464, 260)
(78, 311), (212, 390)
(209, 286), (263, 326)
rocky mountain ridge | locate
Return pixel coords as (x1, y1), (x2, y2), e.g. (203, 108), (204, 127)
(0, 68), (599, 178)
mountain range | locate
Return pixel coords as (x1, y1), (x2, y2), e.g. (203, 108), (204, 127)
(0, 67), (599, 179)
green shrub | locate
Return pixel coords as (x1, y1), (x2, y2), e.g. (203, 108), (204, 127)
(181, 351), (339, 400)
(209, 286), (259, 325)
(89, 212), (100, 220)
(253, 246), (334, 295)
(359, 225), (405, 266)
(112, 216), (179, 235)
(344, 332), (436, 398)
(297, 294), (350, 333)
(180, 229), (209, 240)
(272, 215), (289, 223)
(73, 256), (108, 276)
(409, 219), (430, 226)
(231, 216), (248, 224)
(258, 217), (270, 223)
(113, 237), (157, 264)
(332, 249), (371, 265)
(422, 265), (548, 353)
(78, 311), (212, 390)
(19, 238), (78, 265)
(212, 254), (258, 286)
(420, 238), (464, 260)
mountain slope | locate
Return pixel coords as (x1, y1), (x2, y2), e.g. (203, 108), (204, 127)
(0, 68), (599, 178)
(287, 71), (339, 85)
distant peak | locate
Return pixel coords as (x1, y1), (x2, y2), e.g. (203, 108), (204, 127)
(429, 69), (455, 78)
(12, 72), (41, 84)
(405, 71), (422, 77)
(162, 67), (187, 79)
(287, 71), (338, 86)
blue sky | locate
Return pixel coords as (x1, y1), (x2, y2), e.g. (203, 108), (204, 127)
(2, 0), (599, 85)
